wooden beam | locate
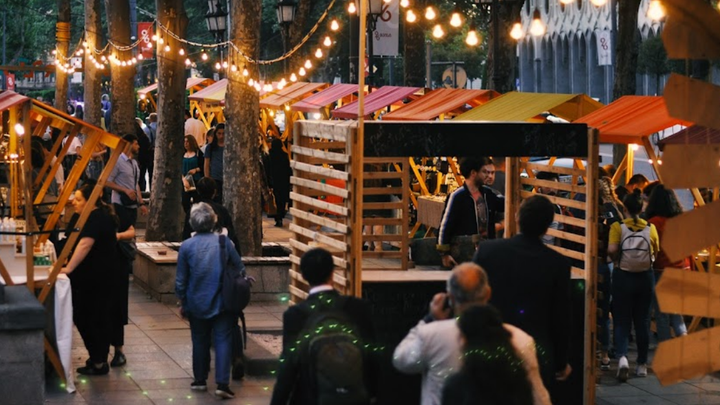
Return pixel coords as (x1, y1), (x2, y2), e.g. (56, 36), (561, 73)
(290, 176), (349, 198)
(661, 144), (720, 189)
(653, 326), (720, 386)
(291, 161), (349, 181)
(663, 200), (720, 262)
(289, 207), (348, 234)
(290, 191), (349, 217)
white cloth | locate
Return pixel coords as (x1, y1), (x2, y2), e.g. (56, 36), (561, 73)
(185, 118), (206, 147)
(51, 156), (64, 190)
(308, 284), (334, 295)
(62, 136), (82, 155)
(393, 319), (550, 405)
(54, 275), (76, 393)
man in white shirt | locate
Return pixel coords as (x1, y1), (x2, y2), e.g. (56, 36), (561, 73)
(393, 263), (551, 405)
(184, 109), (206, 147)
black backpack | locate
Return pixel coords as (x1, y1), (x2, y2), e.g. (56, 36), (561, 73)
(219, 235), (251, 314)
(301, 296), (370, 405)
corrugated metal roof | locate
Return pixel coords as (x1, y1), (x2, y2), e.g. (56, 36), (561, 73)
(381, 89), (497, 121)
(332, 86), (421, 119)
(455, 92), (603, 122)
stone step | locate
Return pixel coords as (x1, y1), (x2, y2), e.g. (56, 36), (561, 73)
(244, 332), (281, 378)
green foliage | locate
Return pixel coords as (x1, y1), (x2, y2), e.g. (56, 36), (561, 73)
(637, 36), (668, 77)
(428, 27), (488, 82)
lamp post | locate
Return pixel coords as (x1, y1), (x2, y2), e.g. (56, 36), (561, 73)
(276, 0), (297, 75)
(354, 0), (388, 87)
(205, 0), (228, 78)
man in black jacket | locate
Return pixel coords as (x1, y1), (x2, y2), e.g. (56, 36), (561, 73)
(270, 248), (376, 405)
(437, 156), (504, 268)
(473, 195), (572, 399)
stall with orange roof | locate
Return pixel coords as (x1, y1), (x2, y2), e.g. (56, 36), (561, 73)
(137, 77), (213, 114)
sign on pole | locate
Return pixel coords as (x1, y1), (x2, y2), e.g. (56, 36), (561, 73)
(373, 0), (399, 56)
(596, 30), (612, 66)
(138, 22), (155, 60)
(6, 73), (15, 91)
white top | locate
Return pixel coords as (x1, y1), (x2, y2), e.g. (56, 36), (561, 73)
(185, 118), (207, 147)
(62, 136), (83, 156)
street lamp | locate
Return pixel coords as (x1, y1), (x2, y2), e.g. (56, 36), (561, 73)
(276, 0), (297, 75)
(354, 0), (389, 87)
(205, 1), (228, 77)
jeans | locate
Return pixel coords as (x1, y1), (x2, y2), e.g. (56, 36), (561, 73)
(653, 270), (687, 342)
(597, 261), (612, 352)
(613, 269), (654, 364)
(189, 311), (234, 384)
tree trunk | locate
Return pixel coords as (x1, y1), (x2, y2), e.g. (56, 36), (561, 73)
(487, 2), (525, 93)
(403, 2), (425, 87)
(104, 0), (135, 136)
(145, 0), (188, 242)
(54, 0), (70, 110)
(225, 0), (263, 256)
(611, 0), (642, 175)
(83, 0), (102, 127)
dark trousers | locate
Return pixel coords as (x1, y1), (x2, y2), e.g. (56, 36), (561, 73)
(72, 283), (110, 364)
(274, 190), (289, 222)
(213, 179), (224, 204)
(189, 311), (234, 384)
(613, 269), (654, 364)
(110, 260), (131, 347)
(598, 262), (612, 352)
(114, 204), (138, 227)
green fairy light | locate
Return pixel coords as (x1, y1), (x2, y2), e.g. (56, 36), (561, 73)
(59, 383), (66, 388)
(143, 391), (149, 396)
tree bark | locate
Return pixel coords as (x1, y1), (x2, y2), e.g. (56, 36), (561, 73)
(83, 0), (102, 127)
(104, 0), (135, 136)
(225, 0), (263, 256)
(487, 2), (525, 93)
(145, 0), (188, 241)
(403, 0), (425, 87)
(611, 0), (642, 174)
(54, 0), (71, 110)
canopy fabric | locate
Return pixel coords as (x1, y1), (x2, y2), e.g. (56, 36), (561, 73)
(454, 92), (603, 122)
(138, 77), (212, 96)
(381, 89), (498, 121)
(0, 90), (30, 111)
(259, 82), (328, 110)
(657, 126), (720, 151)
(574, 96), (693, 144)
(331, 86), (421, 119)
(291, 84), (361, 113)
(188, 79), (228, 103)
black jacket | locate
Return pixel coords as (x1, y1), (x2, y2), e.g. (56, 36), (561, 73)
(437, 183), (504, 251)
(473, 234), (571, 384)
(270, 290), (376, 405)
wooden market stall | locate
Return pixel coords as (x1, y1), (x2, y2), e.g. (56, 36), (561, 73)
(0, 90), (125, 391)
(259, 81), (328, 140)
(657, 125), (720, 150)
(290, 83), (365, 119)
(289, 118), (599, 405)
(381, 88), (498, 121)
(331, 85), (422, 120)
(137, 77), (213, 113)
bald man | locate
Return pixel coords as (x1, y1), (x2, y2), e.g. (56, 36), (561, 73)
(393, 263), (550, 405)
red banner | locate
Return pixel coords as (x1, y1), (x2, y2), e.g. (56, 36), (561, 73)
(5, 73), (15, 91)
(138, 22), (155, 60)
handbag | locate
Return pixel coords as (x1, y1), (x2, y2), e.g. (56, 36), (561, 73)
(219, 235), (251, 314)
(264, 190), (278, 216)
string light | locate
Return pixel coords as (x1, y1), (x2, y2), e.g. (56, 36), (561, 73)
(299, 67), (307, 76)
(400, 0), (410, 7)
(591, 0), (608, 5)
(406, 10), (417, 23)
(510, 23), (523, 40)
(215, 62), (221, 70)
(432, 24), (445, 39)
(179, 49), (185, 55)
(466, 28), (479, 46)
(315, 48), (323, 58)
(201, 51), (208, 60)
(304, 59), (312, 69)
(348, 2), (356, 13)
(222, 61), (229, 69)
(530, 11), (545, 36)
(243, 68), (249, 76)
(164, 45), (171, 52)
(185, 58), (191, 66)
(231, 63), (238, 72)
(425, 6), (437, 20)
(330, 20), (340, 31)
(450, 12), (462, 28)
(648, 0), (665, 20)
(323, 36), (332, 47)
(249, 78), (254, 86)
(290, 73), (298, 82)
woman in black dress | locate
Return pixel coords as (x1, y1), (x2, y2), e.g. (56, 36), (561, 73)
(61, 183), (119, 375)
(268, 138), (291, 227)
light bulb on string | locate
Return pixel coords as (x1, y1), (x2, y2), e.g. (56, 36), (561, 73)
(101, 55), (107, 61)
(323, 36), (332, 47)
(82, 41), (88, 48)
(560, 0), (573, 4)
(242, 68), (249, 76)
(248, 78), (254, 86)
(330, 20), (340, 31)
(131, 57), (137, 64)
(164, 45), (171, 52)
(450, 12), (462, 28)
(254, 83), (261, 91)
(179, 49), (185, 56)
(231, 63), (238, 72)
(400, 0), (409, 8)
(215, 62), (221, 70)
(530, 11), (545, 36)
(201, 51), (208, 61)
(222, 61), (229, 69)
(591, 0), (607, 5)
(425, 6), (436, 20)
(138, 54), (144, 60)
(315, 48), (323, 58)
(157, 36), (164, 45)
(290, 73), (297, 82)
(648, 0), (665, 20)
(299, 67), (307, 76)
(348, 2), (356, 13)
(305, 59), (312, 69)
(466, 28), (479, 46)
(185, 58), (191, 66)
(152, 34), (158, 42)
(406, 10), (417, 23)
(147, 42), (153, 49)
(121, 61), (127, 66)
(432, 24), (445, 39)
(510, 23), (523, 40)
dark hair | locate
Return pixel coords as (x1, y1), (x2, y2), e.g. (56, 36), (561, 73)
(457, 305), (533, 405)
(184, 135), (199, 152)
(535, 171), (559, 181)
(210, 123), (225, 147)
(300, 248), (334, 286)
(75, 104), (84, 119)
(459, 157), (493, 178)
(77, 182), (119, 226)
(518, 195), (555, 238)
(122, 133), (138, 144)
(185, 109), (192, 119)
(196, 177), (217, 200)
(30, 137), (46, 169)
(645, 184), (683, 219)
(603, 164), (617, 178)
(622, 189), (644, 219)
(627, 174), (649, 186)
(642, 180), (660, 198)
(598, 166), (609, 179)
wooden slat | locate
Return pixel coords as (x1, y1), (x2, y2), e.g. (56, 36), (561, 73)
(522, 161), (586, 176)
(291, 161), (349, 181)
(307, 141), (347, 150)
(290, 191), (349, 216)
(289, 223), (348, 252)
(520, 190), (586, 210)
(661, 144), (720, 189)
(571, 266), (585, 279)
(364, 157), (405, 164)
(364, 171), (403, 179)
(289, 207), (348, 233)
(289, 284), (309, 300)
(656, 269), (720, 318)
(364, 187), (403, 195)
(664, 200), (720, 262)
(547, 244), (586, 261)
(363, 217), (403, 225)
(298, 120), (354, 141)
(555, 213), (586, 228)
(292, 145), (350, 163)
(363, 201), (404, 210)
(363, 234), (404, 242)
(289, 239), (348, 269)
(546, 227), (587, 245)
(653, 326), (720, 386)
(44, 336), (66, 385)
(290, 176), (349, 198)
(0, 258), (14, 285)
(520, 177), (587, 194)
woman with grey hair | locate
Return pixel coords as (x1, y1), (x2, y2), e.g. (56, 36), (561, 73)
(176, 202), (245, 399)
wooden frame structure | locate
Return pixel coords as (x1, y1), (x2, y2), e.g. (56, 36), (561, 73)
(289, 119), (600, 403)
(137, 77), (213, 113)
(0, 90), (125, 386)
(259, 82), (328, 141)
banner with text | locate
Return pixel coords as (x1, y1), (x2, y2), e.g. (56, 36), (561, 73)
(138, 22), (155, 60)
(372, 0), (399, 56)
(596, 30), (612, 66)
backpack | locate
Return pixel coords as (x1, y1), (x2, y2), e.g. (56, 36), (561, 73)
(301, 296), (370, 405)
(219, 235), (251, 314)
(618, 223), (653, 271)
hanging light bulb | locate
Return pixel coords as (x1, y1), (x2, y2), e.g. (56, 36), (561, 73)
(121, 61), (127, 66)
(242, 68), (249, 76)
(215, 62), (221, 70)
(137, 54), (144, 60)
(315, 48), (323, 58)
(131, 57), (137, 64)
(201, 51), (208, 60)
(285, 104), (291, 111)
(249, 78), (254, 86)
(348, 2), (356, 13)
(530, 10), (545, 36)
(299, 67), (307, 76)
(425, 6), (436, 20)
(560, 0), (574, 4)
(450, 12), (462, 28)
(406, 10), (417, 23)
(101, 55), (107, 61)
(231, 63), (238, 72)
(179, 49), (185, 56)
(647, 0), (665, 20)
(432, 24), (445, 39)
(280, 78), (287, 87)
(400, 0), (410, 8)
(510, 22), (523, 40)
(151, 34), (158, 42)
(164, 45), (171, 52)
(290, 73), (298, 82)
(157, 36), (164, 45)
(466, 28), (479, 46)
(323, 36), (332, 47)
(305, 59), (312, 69)
(330, 20), (340, 31)
(82, 41), (88, 48)
(591, 0), (607, 5)
(222, 61), (229, 69)
(185, 58), (191, 66)
(254, 83), (262, 91)
(147, 42), (153, 49)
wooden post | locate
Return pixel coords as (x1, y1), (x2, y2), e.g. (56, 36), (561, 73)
(22, 102), (33, 292)
(504, 157), (520, 237)
(584, 129), (600, 404)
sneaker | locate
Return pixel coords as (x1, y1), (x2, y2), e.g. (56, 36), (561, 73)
(600, 358), (611, 371)
(617, 356), (629, 382)
(191, 381), (207, 391)
(77, 362), (109, 376)
(215, 384), (235, 399)
(110, 352), (127, 367)
(636, 364), (648, 377)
